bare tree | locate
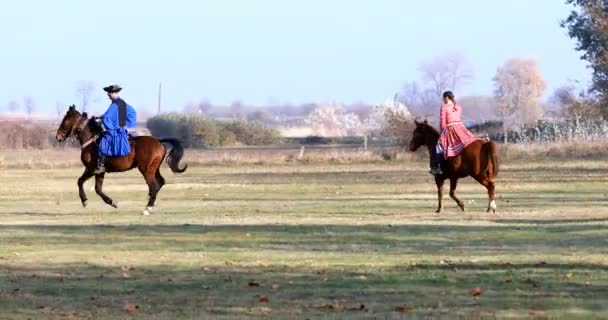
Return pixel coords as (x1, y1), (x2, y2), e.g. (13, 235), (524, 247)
(56, 102), (65, 120)
(418, 53), (474, 97)
(7, 100), (19, 113)
(23, 96), (35, 120)
(76, 81), (95, 112)
(230, 100), (246, 120)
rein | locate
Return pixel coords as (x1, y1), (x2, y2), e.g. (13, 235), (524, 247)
(74, 115), (98, 149)
(81, 134), (99, 149)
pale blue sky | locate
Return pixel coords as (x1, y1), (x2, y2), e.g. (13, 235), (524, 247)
(0, 0), (590, 115)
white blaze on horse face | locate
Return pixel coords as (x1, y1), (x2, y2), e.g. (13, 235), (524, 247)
(490, 200), (497, 210)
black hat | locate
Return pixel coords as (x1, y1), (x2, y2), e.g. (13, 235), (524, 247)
(103, 84), (123, 93)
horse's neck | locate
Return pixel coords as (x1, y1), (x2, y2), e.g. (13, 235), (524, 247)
(425, 128), (440, 153)
(77, 125), (97, 146)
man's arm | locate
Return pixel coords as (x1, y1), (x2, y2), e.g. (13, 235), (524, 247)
(102, 103), (119, 130)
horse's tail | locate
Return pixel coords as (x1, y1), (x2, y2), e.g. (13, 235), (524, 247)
(484, 141), (499, 178)
(160, 138), (188, 174)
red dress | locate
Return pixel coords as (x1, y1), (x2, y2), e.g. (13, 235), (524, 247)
(437, 103), (479, 159)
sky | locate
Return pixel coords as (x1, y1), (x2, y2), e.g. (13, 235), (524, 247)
(0, 0), (591, 115)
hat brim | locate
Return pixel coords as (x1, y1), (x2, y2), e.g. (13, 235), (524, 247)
(103, 86), (122, 93)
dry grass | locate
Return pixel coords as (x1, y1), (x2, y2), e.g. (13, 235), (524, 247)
(0, 159), (607, 319)
(2, 139), (608, 170)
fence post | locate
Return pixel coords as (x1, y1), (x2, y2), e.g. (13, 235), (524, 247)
(363, 135), (368, 150)
(298, 146), (305, 159)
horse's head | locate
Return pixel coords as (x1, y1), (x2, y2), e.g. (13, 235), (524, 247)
(56, 105), (88, 142)
(409, 120), (436, 152)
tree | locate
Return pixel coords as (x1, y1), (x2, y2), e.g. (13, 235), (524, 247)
(247, 110), (275, 123)
(305, 103), (363, 137)
(397, 82), (437, 116)
(562, 0), (608, 118)
(23, 96), (35, 120)
(551, 84), (601, 120)
(7, 100), (19, 113)
(230, 100), (246, 120)
(493, 58), (546, 143)
(364, 98), (412, 142)
(56, 102), (65, 120)
(76, 81), (95, 112)
(418, 53), (474, 97)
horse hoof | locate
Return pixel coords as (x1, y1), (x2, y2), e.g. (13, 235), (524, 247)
(489, 200), (497, 213)
(82, 200), (88, 208)
(111, 201), (118, 209)
(142, 208), (151, 216)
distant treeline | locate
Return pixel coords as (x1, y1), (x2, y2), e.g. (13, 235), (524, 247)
(469, 119), (608, 143)
(146, 113), (281, 148)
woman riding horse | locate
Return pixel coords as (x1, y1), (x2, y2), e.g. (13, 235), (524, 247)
(410, 91), (499, 213)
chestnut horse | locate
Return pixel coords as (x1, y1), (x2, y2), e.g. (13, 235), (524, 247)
(409, 120), (499, 213)
(55, 105), (187, 215)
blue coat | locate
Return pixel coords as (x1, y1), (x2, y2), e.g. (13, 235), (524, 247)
(98, 99), (137, 157)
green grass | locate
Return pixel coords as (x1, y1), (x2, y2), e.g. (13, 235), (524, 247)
(0, 159), (607, 319)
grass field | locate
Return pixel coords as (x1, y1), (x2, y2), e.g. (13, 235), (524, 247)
(0, 157), (607, 319)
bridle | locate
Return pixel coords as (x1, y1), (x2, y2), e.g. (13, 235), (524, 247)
(59, 114), (99, 149)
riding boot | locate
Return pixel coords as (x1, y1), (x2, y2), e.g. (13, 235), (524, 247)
(429, 150), (443, 176)
(94, 154), (107, 174)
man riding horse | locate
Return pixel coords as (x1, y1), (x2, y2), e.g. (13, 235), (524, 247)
(95, 84), (137, 174)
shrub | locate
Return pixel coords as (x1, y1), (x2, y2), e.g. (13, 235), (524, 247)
(147, 114), (281, 147)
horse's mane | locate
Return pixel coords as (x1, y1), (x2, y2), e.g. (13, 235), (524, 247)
(419, 121), (440, 141)
(85, 116), (103, 134)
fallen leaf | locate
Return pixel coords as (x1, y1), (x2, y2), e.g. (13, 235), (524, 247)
(565, 272), (573, 279)
(248, 280), (260, 287)
(255, 260), (268, 267)
(395, 305), (415, 313)
(258, 306), (272, 314)
(469, 287), (482, 297)
(525, 278), (540, 288)
(123, 303), (140, 313)
(258, 294), (269, 303)
(529, 309), (545, 316)
(316, 303), (335, 310)
(121, 265), (135, 272)
(271, 284), (280, 290)
(345, 304), (366, 311)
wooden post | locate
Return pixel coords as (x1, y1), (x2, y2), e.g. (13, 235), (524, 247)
(298, 146), (305, 159)
(363, 135), (368, 150)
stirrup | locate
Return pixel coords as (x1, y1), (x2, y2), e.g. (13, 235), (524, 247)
(429, 168), (443, 176)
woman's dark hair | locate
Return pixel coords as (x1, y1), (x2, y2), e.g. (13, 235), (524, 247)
(443, 91), (455, 102)
(443, 91), (458, 111)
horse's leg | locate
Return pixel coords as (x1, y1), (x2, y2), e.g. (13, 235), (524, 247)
(141, 162), (162, 216)
(78, 170), (94, 207)
(486, 180), (497, 214)
(95, 173), (118, 208)
(435, 177), (445, 214)
(474, 177), (497, 214)
(449, 178), (465, 212)
(155, 169), (166, 191)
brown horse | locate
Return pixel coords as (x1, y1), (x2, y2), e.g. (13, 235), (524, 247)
(409, 120), (499, 214)
(55, 105), (187, 215)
